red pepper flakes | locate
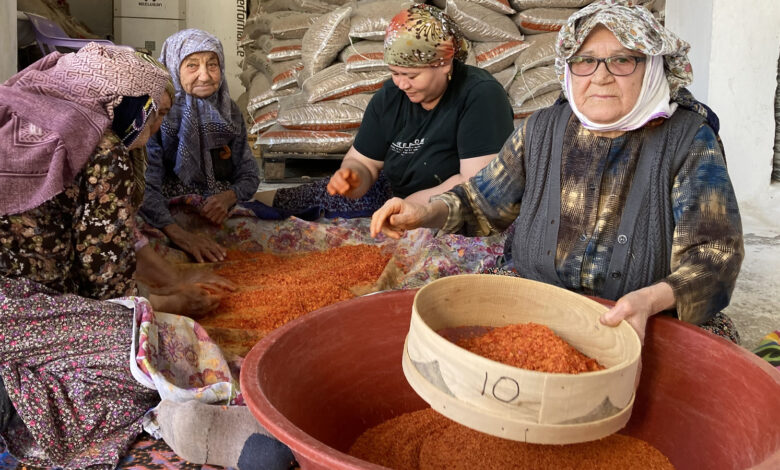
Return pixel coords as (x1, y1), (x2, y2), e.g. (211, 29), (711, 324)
(456, 322), (604, 374)
(349, 408), (675, 470)
(198, 245), (391, 335)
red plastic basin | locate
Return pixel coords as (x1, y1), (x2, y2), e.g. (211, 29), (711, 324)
(241, 289), (780, 470)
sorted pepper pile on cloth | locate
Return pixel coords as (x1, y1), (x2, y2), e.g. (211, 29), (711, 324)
(196, 244), (393, 355)
(139, 197), (508, 355)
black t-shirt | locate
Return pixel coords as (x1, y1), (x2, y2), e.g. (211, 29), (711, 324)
(353, 60), (514, 198)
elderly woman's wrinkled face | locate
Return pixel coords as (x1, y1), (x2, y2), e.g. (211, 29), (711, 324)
(389, 63), (452, 111)
(179, 51), (221, 98)
(570, 25), (645, 125)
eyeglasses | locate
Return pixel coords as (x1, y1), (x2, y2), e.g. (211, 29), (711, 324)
(567, 55), (647, 77)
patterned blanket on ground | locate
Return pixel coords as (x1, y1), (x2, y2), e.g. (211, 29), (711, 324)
(139, 195), (508, 356)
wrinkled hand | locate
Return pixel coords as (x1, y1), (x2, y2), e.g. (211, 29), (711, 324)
(201, 190), (237, 225)
(370, 197), (428, 239)
(167, 227), (227, 263)
(326, 168), (361, 197)
(164, 282), (229, 318)
(599, 290), (653, 344)
(179, 268), (237, 293)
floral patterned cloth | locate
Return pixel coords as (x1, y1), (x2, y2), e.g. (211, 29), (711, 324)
(0, 278), (159, 469)
(138, 195), (507, 288)
(125, 297), (244, 438)
(0, 131), (138, 301)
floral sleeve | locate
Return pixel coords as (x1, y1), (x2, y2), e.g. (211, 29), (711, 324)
(72, 132), (138, 299)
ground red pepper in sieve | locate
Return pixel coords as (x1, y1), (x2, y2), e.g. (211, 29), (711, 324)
(455, 322), (605, 374)
(349, 408), (675, 470)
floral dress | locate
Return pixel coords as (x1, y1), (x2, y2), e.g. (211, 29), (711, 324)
(0, 131), (159, 469)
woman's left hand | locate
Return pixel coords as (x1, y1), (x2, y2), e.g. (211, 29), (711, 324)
(599, 282), (676, 344)
(201, 190), (237, 225)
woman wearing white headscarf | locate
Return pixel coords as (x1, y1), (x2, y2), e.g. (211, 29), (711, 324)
(370, 0), (744, 345)
(141, 29), (260, 263)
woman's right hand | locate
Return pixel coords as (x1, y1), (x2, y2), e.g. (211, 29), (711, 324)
(326, 168), (361, 197)
(164, 224), (227, 263)
(370, 197), (429, 239)
(154, 282), (227, 318)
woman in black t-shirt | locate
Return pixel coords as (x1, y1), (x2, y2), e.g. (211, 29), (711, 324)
(261, 4), (514, 217)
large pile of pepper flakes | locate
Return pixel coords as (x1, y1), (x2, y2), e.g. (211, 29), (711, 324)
(456, 322), (605, 374)
(349, 408), (675, 469)
(197, 244), (391, 335)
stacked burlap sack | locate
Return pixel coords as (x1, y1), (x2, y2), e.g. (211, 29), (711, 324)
(236, 0), (664, 155)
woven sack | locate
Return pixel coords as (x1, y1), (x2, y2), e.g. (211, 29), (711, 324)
(350, 0), (414, 40)
(239, 65), (259, 89)
(302, 63), (390, 103)
(514, 31), (557, 72)
(270, 60), (305, 91)
(473, 40), (529, 73)
(511, 7), (577, 35)
(277, 93), (372, 131)
(247, 11), (297, 38)
(509, 0), (592, 8)
(267, 39), (303, 62)
(271, 12), (322, 40)
(512, 88), (559, 118)
(491, 65), (517, 91)
(249, 101), (280, 135)
(262, 0), (335, 13)
(247, 73), (272, 105)
(245, 50), (274, 78)
(339, 40), (388, 73)
(508, 65), (559, 113)
(258, 124), (356, 153)
(301, 5), (353, 75)
(445, 0), (524, 42)
(247, 87), (298, 113)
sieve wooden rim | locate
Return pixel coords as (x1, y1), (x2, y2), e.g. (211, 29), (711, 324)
(404, 274), (642, 444)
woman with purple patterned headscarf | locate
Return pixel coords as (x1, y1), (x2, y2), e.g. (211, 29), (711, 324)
(141, 28), (260, 264)
(0, 43), (171, 468)
(371, 0), (744, 348)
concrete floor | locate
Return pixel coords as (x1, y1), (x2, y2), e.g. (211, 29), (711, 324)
(723, 185), (780, 350)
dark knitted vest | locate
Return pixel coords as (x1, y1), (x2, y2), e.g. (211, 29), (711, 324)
(510, 103), (705, 300)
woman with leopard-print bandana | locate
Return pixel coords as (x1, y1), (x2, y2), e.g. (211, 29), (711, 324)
(261, 4), (514, 218)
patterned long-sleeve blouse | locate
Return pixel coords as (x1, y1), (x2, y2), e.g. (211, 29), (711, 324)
(433, 116), (744, 324)
(0, 131), (137, 300)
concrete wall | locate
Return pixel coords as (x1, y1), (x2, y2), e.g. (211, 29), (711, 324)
(1, 0), (18, 82)
(666, 0), (780, 203)
(186, 0), (246, 100)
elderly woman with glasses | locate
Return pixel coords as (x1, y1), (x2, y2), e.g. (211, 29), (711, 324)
(369, 0), (744, 345)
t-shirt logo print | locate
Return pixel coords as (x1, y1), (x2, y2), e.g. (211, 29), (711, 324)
(390, 138), (425, 156)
